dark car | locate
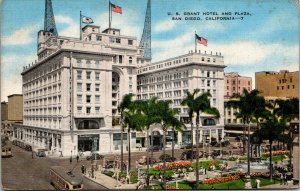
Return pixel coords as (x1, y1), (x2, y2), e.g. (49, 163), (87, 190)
(37, 150), (46, 157)
(147, 145), (162, 152)
(25, 145), (32, 151)
(180, 142), (192, 149)
(86, 153), (104, 160)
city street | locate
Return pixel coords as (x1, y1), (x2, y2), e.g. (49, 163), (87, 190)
(1, 145), (106, 190)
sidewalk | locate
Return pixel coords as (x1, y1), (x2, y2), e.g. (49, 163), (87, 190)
(84, 169), (137, 189)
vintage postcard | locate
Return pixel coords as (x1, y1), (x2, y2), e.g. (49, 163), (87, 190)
(1, 0), (299, 190)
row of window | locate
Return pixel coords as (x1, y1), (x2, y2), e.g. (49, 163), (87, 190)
(77, 83), (100, 92)
(77, 106), (100, 114)
(24, 96), (62, 108)
(279, 78), (293, 84)
(23, 60), (62, 83)
(77, 70), (100, 80)
(77, 95), (101, 103)
(24, 84), (62, 100)
(277, 85), (295, 90)
(24, 72), (62, 92)
(138, 71), (189, 85)
(24, 107), (62, 116)
(226, 79), (251, 86)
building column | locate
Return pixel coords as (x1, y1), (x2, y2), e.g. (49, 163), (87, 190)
(177, 131), (182, 145)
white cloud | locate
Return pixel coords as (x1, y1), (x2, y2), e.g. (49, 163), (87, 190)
(94, 10), (142, 40)
(1, 54), (37, 101)
(154, 20), (176, 33)
(55, 15), (79, 38)
(1, 24), (38, 46)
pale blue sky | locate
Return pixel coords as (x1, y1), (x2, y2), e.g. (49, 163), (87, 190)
(1, 0), (299, 101)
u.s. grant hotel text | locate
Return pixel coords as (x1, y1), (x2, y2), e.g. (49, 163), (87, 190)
(14, 24), (225, 157)
(174, 11), (251, 20)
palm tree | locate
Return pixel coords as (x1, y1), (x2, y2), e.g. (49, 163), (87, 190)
(253, 109), (289, 181)
(227, 89), (265, 178)
(181, 89), (200, 160)
(135, 97), (161, 187)
(123, 105), (146, 173)
(156, 100), (185, 189)
(194, 92), (220, 189)
(274, 98), (299, 171)
(118, 93), (134, 172)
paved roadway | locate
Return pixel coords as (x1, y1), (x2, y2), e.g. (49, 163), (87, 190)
(1, 145), (106, 190)
(2, 143), (239, 190)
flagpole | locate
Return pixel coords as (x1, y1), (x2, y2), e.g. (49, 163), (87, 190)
(80, 11), (82, 40)
(195, 31), (197, 53)
(109, 1), (111, 28)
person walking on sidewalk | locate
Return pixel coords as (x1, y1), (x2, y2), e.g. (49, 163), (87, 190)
(81, 165), (85, 174)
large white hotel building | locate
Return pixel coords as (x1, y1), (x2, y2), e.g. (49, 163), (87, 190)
(14, 24), (225, 157)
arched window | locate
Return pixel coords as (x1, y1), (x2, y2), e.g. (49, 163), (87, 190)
(203, 118), (216, 126)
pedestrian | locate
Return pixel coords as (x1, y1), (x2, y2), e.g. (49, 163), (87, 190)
(284, 173), (288, 185)
(256, 178), (261, 188)
(32, 152), (34, 159)
(280, 173), (283, 185)
(204, 168), (207, 175)
(76, 155), (79, 162)
(81, 165), (85, 174)
(84, 165), (86, 175)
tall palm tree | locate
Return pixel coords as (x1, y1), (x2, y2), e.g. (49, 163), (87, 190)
(194, 92), (220, 189)
(253, 108), (289, 181)
(123, 105), (146, 172)
(156, 100), (185, 189)
(135, 97), (161, 187)
(227, 89), (265, 178)
(118, 93), (134, 172)
(274, 98), (299, 170)
(181, 89), (200, 160)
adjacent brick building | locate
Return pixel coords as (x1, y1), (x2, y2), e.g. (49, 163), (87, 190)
(255, 70), (299, 99)
(224, 72), (252, 98)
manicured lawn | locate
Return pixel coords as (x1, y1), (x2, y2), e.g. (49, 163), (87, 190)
(192, 160), (222, 170)
(250, 177), (281, 188)
(199, 179), (245, 190)
(168, 181), (193, 189)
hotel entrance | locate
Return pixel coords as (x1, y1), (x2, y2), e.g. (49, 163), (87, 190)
(78, 134), (99, 152)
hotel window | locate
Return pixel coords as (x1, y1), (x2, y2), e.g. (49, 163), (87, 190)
(227, 80), (229, 84)
(207, 80), (210, 87)
(95, 95), (100, 103)
(95, 84), (100, 91)
(86, 61), (91, 68)
(202, 79), (205, 86)
(277, 86), (279, 90)
(110, 37), (115, 43)
(95, 72), (100, 80)
(119, 55), (123, 63)
(86, 71), (91, 80)
(128, 39), (133, 45)
(77, 60), (82, 67)
(96, 36), (102, 41)
(129, 57), (133, 64)
(116, 38), (121, 43)
(129, 85), (132, 90)
(213, 98), (216, 106)
(213, 90), (216, 97)
(202, 57), (204, 61)
(287, 85), (290, 89)
(293, 85), (295, 89)
(77, 95), (82, 103)
(290, 78), (293, 83)
(213, 58), (216, 62)
(207, 72), (210, 77)
(227, 86), (229, 90)
(77, 107), (82, 113)
(77, 83), (82, 92)
(86, 107), (91, 114)
(248, 81), (250, 85)
(207, 58), (210, 62)
(86, 83), (91, 91)
(95, 61), (100, 69)
(282, 86), (284, 90)
(77, 71), (82, 80)
(213, 80), (216, 87)
(86, 95), (91, 103)
(95, 107), (100, 113)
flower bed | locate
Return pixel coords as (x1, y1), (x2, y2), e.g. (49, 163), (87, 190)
(202, 175), (240, 185)
(236, 171), (281, 178)
(263, 151), (289, 157)
(154, 161), (192, 171)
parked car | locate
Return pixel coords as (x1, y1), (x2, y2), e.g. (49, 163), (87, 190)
(86, 153), (104, 160)
(25, 145), (32, 151)
(147, 145), (162, 152)
(159, 154), (176, 162)
(180, 142), (192, 149)
(180, 150), (197, 160)
(36, 149), (47, 157)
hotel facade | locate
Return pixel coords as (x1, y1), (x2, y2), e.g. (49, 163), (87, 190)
(13, 24), (225, 156)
